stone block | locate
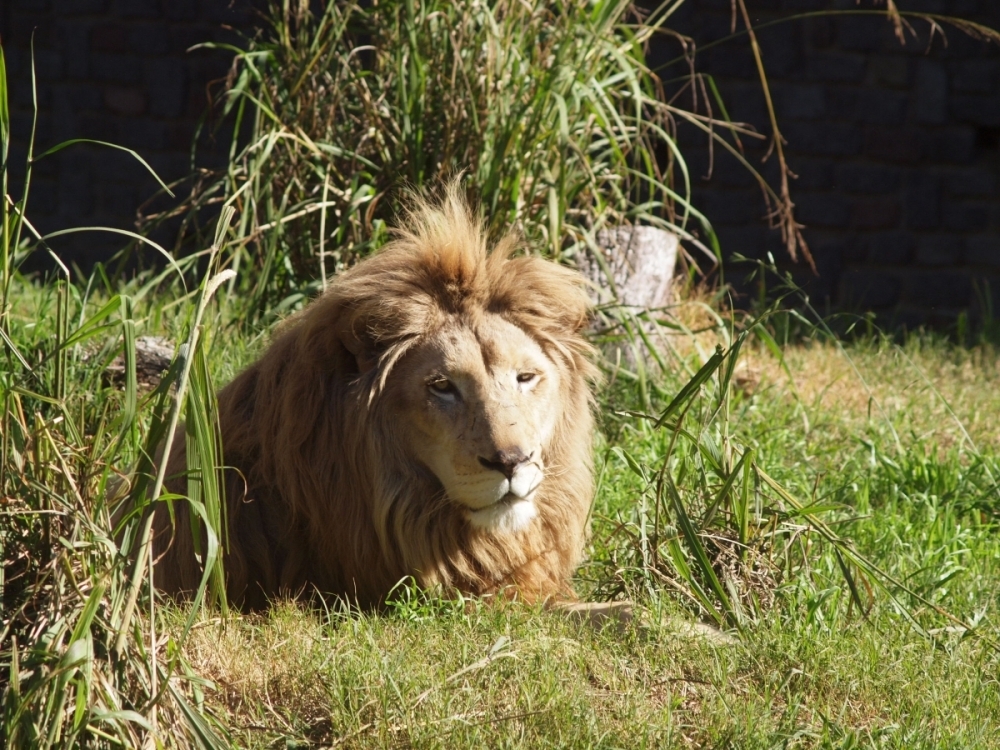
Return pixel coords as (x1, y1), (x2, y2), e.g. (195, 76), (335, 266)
(795, 192), (851, 228)
(790, 158), (834, 190)
(707, 47), (758, 80)
(812, 244), (845, 295)
(704, 152), (758, 188)
(100, 153), (148, 183)
(167, 122), (198, 151)
(952, 95), (1000, 127)
(103, 85), (146, 116)
(66, 83), (104, 111)
(56, 164), (95, 219)
(100, 181), (140, 219)
(146, 58), (187, 118)
(943, 201), (990, 233)
(28, 147), (59, 178)
(833, 233), (866, 264)
(90, 23), (129, 53)
(907, 271), (971, 310)
(825, 85), (857, 115)
(775, 84), (825, 120)
(856, 88), (907, 125)
(805, 51), (866, 83)
(119, 0), (163, 19)
(836, 15), (883, 52)
(936, 25), (989, 60)
(915, 236), (962, 266)
(48, 93), (81, 141)
(805, 16), (835, 50)
(951, 60), (996, 94)
(56, 20), (92, 79)
(927, 126), (976, 164)
(869, 55), (909, 88)
(699, 189), (763, 226)
(783, 121), (861, 156)
(864, 127), (924, 163)
(31, 50), (64, 81)
(717, 226), (768, 262)
(835, 163), (901, 194)
(914, 59), (948, 125)
(164, 0), (198, 21)
(866, 232), (914, 265)
(11, 80), (39, 108)
(167, 26), (209, 52)
(90, 53), (143, 83)
(753, 23), (800, 77)
(146, 152), (190, 183)
(120, 120), (168, 151)
(947, 0), (982, 15)
(52, 0), (109, 13)
(943, 168), (997, 196)
(200, 0), (249, 24)
(839, 270), (901, 309)
(905, 174), (941, 230)
(79, 113), (121, 141)
(128, 24), (170, 55)
(26, 177), (59, 216)
(851, 197), (900, 230)
(965, 235), (1000, 268)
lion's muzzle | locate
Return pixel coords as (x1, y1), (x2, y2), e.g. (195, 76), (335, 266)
(478, 448), (531, 479)
(461, 456), (543, 533)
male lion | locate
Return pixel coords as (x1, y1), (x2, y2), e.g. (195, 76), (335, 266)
(155, 186), (599, 610)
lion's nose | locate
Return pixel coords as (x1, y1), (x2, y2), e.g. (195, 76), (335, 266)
(478, 449), (530, 480)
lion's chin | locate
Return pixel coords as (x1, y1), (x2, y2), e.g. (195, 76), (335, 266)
(465, 497), (538, 534)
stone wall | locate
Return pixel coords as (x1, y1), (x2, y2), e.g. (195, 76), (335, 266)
(654, 0), (1000, 327)
(0, 0), (251, 269)
(2, 1), (1000, 326)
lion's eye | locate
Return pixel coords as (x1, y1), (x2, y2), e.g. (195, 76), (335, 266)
(428, 378), (457, 396)
(516, 372), (538, 385)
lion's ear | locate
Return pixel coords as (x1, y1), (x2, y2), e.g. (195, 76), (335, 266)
(335, 318), (379, 376)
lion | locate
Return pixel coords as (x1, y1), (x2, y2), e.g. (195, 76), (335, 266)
(153, 185), (600, 610)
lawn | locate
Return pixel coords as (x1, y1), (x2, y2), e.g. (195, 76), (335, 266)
(4, 276), (999, 748)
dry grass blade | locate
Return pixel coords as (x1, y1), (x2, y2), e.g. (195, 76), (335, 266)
(733, 0), (813, 271)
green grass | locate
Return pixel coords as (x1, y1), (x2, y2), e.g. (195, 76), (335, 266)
(4, 271), (1000, 747)
(175, 598), (999, 749)
(178, 321), (1000, 748)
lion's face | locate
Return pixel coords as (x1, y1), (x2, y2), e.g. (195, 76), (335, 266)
(395, 313), (564, 534)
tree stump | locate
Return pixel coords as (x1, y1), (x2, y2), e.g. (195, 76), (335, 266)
(579, 225), (679, 366)
(582, 225), (678, 309)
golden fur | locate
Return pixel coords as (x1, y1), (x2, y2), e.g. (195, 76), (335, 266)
(155, 187), (599, 609)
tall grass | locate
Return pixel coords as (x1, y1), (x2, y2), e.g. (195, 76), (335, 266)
(145, 0), (724, 317)
(0, 43), (233, 747)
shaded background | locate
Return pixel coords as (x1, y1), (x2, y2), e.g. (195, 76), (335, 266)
(0, 0), (251, 269)
(653, 0), (1000, 327)
(2, 0), (999, 326)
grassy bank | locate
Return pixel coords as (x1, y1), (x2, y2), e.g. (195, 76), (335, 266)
(3, 274), (999, 747)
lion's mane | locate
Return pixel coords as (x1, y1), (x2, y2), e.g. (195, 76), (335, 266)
(155, 189), (598, 609)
